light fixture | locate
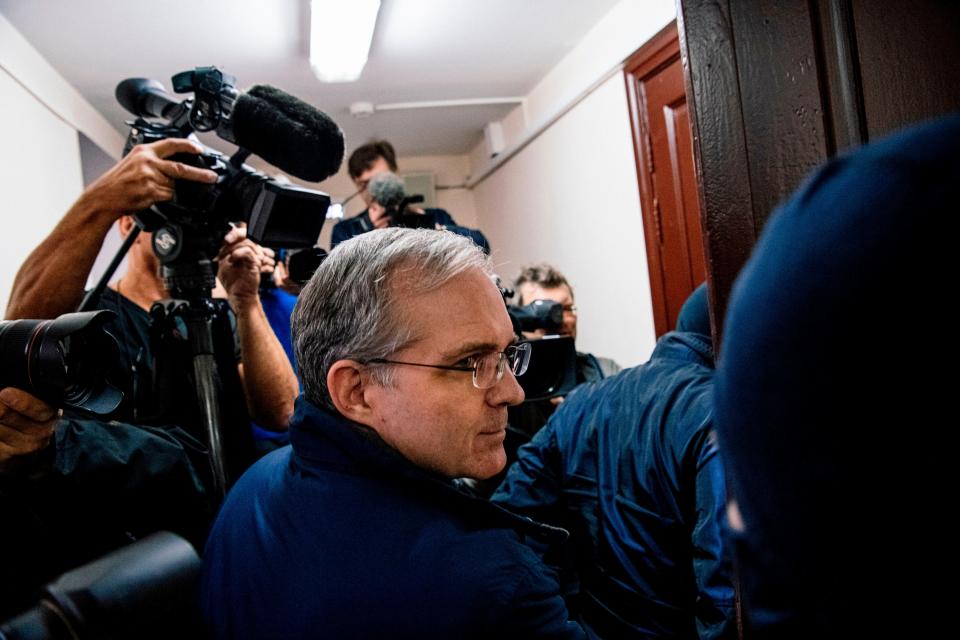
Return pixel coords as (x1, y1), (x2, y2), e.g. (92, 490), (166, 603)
(310, 0), (381, 83)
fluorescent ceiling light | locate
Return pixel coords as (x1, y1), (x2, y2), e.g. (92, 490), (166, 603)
(310, 0), (381, 83)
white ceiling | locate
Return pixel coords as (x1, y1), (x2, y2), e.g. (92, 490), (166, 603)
(0, 0), (622, 158)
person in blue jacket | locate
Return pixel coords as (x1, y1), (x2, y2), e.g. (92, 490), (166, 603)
(492, 284), (735, 639)
(331, 140), (489, 252)
(715, 114), (959, 639)
(201, 228), (586, 639)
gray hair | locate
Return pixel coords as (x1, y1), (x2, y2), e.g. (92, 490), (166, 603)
(292, 227), (493, 411)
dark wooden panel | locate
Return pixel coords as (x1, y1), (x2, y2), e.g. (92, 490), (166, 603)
(813, 0), (868, 153)
(853, 0), (960, 139)
(729, 0), (831, 232)
(676, 0), (757, 339)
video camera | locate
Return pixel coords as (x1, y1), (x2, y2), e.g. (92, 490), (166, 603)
(496, 281), (578, 402)
(0, 311), (122, 416)
(83, 67), (347, 498)
(262, 247), (330, 290)
(367, 171), (435, 229)
(115, 66), (342, 296)
(284, 247), (330, 286)
(508, 298), (563, 334)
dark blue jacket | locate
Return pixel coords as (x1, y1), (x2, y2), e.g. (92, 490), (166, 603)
(201, 398), (587, 639)
(331, 207), (490, 253)
(716, 114), (960, 638)
(492, 333), (734, 639)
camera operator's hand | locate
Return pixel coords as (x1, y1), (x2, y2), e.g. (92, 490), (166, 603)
(214, 226), (297, 431)
(0, 388), (59, 475)
(81, 138), (218, 216)
(368, 202), (392, 229)
(216, 225), (273, 310)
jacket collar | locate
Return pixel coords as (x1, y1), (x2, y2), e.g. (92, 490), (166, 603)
(288, 396), (568, 543)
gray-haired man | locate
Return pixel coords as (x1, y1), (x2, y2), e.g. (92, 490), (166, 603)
(201, 228), (586, 639)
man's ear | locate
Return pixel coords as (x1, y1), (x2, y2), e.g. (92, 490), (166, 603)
(327, 360), (376, 425)
(117, 215), (136, 238)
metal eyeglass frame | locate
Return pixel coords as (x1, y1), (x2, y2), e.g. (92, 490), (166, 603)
(366, 342), (531, 390)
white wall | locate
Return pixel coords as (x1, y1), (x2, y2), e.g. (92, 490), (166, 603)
(0, 68), (84, 316)
(467, 0), (675, 367)
(522, 0), (675, 136)
(1, 14), (124, 317)
(401, 154), (477, 228)
(474, 73), (654, 367)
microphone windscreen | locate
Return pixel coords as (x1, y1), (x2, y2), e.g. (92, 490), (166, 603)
(232, 85), (344, 182)
(368, 172), (406, 209)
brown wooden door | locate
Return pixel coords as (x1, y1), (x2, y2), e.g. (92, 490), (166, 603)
(676, 0), (960, 337)
(626, 22), (706, 337)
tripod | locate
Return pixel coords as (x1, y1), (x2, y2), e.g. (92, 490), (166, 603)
(79, 214), (254, 501)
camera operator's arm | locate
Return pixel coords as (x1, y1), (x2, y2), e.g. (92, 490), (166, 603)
(4, 139), (217, 320)
(0, 388), (57, 475)
(217, 227), (298, 431)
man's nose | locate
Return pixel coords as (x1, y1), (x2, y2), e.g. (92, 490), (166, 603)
(487, 367), (525, 407)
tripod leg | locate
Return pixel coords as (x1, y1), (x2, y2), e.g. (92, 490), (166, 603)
(191, 351), (228, 500)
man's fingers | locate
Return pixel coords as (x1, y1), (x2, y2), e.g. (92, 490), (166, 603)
(0, 388), (57, 422)
(156, 158), (218, 184)
(219, 243), (260, 268)
(229, 245), (259, 264)
(222, 225), (247, 246)
(150, 137), (205, 159)
(0, 422), (53, 449)
(152, 185), (176, 203)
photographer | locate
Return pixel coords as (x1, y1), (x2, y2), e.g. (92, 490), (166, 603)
(508, 264), (620, 441)
(1, 137), (298, 618)
(5, 138), (299, 433)
(330, 140), (489, 252)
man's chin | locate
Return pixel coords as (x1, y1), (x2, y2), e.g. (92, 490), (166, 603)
(466, 443), (508, 480)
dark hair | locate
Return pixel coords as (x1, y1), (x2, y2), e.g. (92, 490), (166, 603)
(348, 140), (398, 180)
(514, 264), (572, 304)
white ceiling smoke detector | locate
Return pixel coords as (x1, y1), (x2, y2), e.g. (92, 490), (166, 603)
(349, 102), (376, 118)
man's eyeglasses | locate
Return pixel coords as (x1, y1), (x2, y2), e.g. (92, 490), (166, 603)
(367, 342), (531, 390)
